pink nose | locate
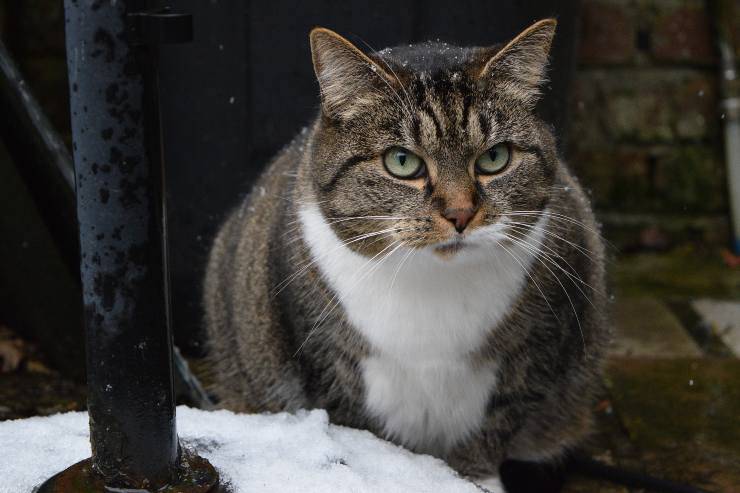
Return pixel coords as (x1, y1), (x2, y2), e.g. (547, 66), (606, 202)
(443, 207), (477, 233)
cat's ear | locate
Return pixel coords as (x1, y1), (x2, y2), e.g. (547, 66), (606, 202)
(310, 27), (396, 120)
(478, 18), (556, 106)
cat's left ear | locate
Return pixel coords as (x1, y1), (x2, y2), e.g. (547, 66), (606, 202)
(478, 18), (557, 106)
(310, 27), (396, 120)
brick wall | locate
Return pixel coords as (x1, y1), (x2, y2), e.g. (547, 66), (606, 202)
(568, 0), (731, 248)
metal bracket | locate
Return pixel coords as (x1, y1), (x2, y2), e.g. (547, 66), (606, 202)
(127, 7), (193, 46)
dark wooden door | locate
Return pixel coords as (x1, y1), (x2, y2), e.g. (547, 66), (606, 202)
(158, 0), (581, 351)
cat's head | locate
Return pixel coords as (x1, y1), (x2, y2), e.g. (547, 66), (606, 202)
(306, 19), (559, 259)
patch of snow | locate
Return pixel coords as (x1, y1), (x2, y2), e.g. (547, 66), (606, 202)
(0, 407), (481, 493)
(0, 411), (89, 493)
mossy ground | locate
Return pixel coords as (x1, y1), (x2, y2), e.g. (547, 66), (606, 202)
(582, 358), (740, 492)
(564, 247), (740, 492)
(613, 245), (740, 299)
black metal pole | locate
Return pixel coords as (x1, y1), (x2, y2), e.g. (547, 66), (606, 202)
(1, 26), (213, 408)
(73, 1), (177, 483)
(38, 1), (217, 491)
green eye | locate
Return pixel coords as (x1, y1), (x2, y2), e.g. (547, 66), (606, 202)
(383, 147), (425, 179)
(475, 143), (511, 174)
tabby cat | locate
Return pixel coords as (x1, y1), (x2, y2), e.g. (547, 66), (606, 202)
(204, 19), (610, 491)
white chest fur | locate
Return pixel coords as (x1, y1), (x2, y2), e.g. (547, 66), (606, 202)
(299, 204), (547, 453)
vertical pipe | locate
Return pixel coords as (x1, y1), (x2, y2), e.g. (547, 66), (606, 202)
(36, 2), (216, 490)
(720, 97), (740, 254)
(65, 0), (178, 487)
(714, 0), (740, 255)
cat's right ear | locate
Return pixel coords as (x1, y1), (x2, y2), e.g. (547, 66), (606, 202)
(310, 28), (395, 120)
(478, 19), (556, 107)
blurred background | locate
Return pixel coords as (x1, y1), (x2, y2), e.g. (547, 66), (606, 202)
(0, 1), (738, 492)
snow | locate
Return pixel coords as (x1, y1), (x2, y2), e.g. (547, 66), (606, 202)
(0, 407), (481, 493)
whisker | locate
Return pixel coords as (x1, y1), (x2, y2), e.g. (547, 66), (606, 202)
(506, 225), (602, 297)
(508, 210), (602, 236)
(276, 227), (407, 291)
(502, 233), (587, 354)
(505, 230), (601, 311)
(389, 245), (416, 293)
(493, 240), (561, 325)
(282, 215), (420, 237)
(504, 221), (600, 264)
(273, 227), (413, 296)
(507, 210), (616, 250)
(293, 239), (403, 356)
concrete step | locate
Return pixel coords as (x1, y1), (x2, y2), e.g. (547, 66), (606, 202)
(610, 297), (702, 358)
(691, 298), (740, 357)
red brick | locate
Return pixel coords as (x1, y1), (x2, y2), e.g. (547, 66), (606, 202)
(578, 1), (636, 65)
(652, 5), (715, 64)
(569, 149), (653, 212)
(673, 76), (716, 140)
(652, 146), (726, 213)
(569, 145), (726, 214)
(568, 73), (609, 150)
(569, 69), (718, 146)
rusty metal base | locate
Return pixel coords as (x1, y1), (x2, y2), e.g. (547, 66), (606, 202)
(35, 451), (221, 493)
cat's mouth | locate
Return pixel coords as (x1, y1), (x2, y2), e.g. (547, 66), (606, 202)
(433, 236), (468, 255)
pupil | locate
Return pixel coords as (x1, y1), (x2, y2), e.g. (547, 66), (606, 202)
(398, 153), (407, 166)
(489, 150), (497, 160)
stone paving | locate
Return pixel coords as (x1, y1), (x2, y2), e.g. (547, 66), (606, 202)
(692, 299), (740, 356)
(564, 251), (740, 493)
(610, 297), (702, 358)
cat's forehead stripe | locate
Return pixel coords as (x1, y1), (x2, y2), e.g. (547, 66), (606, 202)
(405, 76), (489, 147)
(420, 104), (443, 140)
(412, 83), (493, 150)
(461, 94), (473, 128)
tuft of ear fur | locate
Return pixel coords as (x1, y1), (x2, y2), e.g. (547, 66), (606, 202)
(479, 19), (557, 107)
(310, 27), (395, 120)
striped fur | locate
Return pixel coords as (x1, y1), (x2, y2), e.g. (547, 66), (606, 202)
(204, 19), (610, 485)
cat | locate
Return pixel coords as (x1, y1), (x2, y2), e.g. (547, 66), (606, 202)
(204, 18), (610, 491)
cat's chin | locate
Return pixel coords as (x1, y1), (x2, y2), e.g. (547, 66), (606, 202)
(432, 237), (470, 258)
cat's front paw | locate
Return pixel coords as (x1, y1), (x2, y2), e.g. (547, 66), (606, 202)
(474, 476), (505, 493)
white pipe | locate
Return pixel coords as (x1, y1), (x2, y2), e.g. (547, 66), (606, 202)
(719, 42), (740, 254)
(722, 109), (740, 254)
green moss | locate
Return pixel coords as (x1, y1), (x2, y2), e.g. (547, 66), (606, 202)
(607, 358), (740, 490)
(571, 150), (653, 212)
(655, 147), (727, 213)
(613, 246), (740, 298)
(609, 358), (740, 450)
(570, 144), (726, 216)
